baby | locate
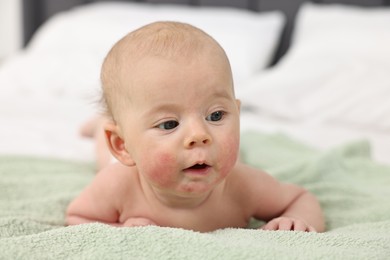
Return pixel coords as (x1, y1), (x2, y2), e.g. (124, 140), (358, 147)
(66, 21), (324, 232)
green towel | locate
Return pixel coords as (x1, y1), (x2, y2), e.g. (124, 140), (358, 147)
(1, 131), (389, 259)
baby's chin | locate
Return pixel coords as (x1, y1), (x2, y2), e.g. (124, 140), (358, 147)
(176, 177), (225, 197)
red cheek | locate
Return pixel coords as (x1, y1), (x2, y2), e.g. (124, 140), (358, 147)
(220, 139), (240, 176)
(225, 138), (239, 159)
(146, 152), (176, 185)
(159, 153), (175, 164)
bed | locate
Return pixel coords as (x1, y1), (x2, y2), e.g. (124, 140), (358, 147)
(1, 0), (389, 258)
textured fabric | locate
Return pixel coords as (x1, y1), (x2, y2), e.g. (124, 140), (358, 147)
(0, 132), (389, 259)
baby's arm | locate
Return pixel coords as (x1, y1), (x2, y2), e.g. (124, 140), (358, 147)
(237, 163), (324, 232)
(66, 163), (155, 227)
(66, 165), (121, 226)
(260, 183), (324, 232)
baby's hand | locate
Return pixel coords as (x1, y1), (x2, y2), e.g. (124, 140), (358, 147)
(123, 217), (157, 227)
(261, 217), (316, 232)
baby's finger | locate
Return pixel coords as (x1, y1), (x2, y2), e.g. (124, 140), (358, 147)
(277, 218), (294, 231)
(125, 217), (156, 227)
(261, 219), (279, 231)
(292, 220), (308, 232)
(261, 222), (274, 231)
(307, 225), (317, 232)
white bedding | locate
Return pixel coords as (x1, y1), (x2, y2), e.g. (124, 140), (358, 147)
(239, 3), (390, 164)
(0, 51), (98, 161)
(0, 2), (284, 162)
(0, 2), (389, 165)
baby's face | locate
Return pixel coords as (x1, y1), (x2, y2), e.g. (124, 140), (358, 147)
(116, 53), (240, 200)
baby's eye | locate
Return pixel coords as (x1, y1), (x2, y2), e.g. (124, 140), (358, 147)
(206, 111), (225, 122)
(158, 120), (179, 130)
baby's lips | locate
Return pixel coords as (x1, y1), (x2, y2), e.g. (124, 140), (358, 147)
(187, 163), (209, 170)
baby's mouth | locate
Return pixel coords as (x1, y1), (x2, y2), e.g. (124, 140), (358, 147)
(184, 163), (211, 174)
(188, 163), (208, 170)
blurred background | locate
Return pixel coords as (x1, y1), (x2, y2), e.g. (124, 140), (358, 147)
(1, 0), (389, 164)
(0, 0), (23, 61)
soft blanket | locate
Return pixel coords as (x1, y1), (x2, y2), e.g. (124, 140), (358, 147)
(1, 132), (389, 259)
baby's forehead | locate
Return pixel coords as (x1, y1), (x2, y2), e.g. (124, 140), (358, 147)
(113, 32), (230, 81)
(117, 22), (223, 60)
(105, 22), (228, 70)
(101, 22), (233, 116)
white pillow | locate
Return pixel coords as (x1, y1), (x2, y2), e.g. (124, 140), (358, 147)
(27, 2), (285, 86)
(241, 3), (390, 130)
(290, 3), (390, 61)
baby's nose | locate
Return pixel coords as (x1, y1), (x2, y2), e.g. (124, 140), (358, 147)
(184, 125), (212, 148)
(185, 135), (211, 147)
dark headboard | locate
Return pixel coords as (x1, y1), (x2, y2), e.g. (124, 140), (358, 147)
(22, 0), (390, 65)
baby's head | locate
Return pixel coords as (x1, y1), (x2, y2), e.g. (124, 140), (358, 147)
(101, 21), (240, 200)
(100, 21), (234, 121)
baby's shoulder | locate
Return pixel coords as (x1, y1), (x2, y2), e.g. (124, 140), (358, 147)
(93, 163), (140, 192)
(227, 162), (274, 191)
(230, 161), (268, 180)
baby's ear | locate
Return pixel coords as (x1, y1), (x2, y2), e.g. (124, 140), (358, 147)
(104, 121), (135, 166)
(236, 99), (241, 112)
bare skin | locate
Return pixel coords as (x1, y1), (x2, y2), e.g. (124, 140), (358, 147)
(67, 161), (323, 232)
(67, 22), (324, 233)
(80, 117), (112, 170)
